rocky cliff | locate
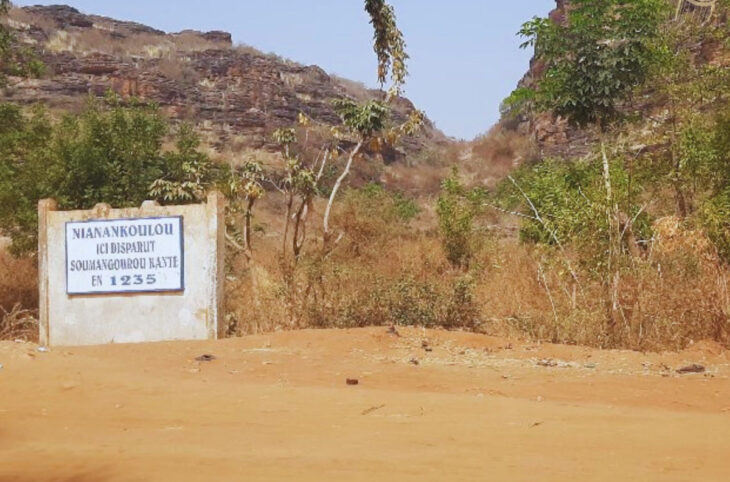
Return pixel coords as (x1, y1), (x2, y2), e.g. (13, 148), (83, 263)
(508, 0), (729, 160)
(2, 5), (446, 158)
(507, 0), (596, 159)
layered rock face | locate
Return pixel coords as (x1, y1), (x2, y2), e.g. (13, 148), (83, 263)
(509, 0), (596, 159)
(2, 5), (445, 155)
(509, 0), (729, 160)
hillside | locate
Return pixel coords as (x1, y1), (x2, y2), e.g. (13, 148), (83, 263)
(2, 0), (729, 353)
(2, 5), (447, 160)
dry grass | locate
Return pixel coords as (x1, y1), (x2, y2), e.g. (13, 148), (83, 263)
(475, 219), (730, 351)
(7, 7), (56, 37)
(464, 124), (538, 189)
(0, 304), (38, 342)
(156, 55), (201, 85)
(0, 249), (37, 312)
(0, 244), (39, 341)
(330, 75), (372, 101)
(223, 187), (730, 351)
(43, 27), (223, 58)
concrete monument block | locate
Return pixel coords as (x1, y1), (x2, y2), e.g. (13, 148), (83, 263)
(38, 192), (226, 346)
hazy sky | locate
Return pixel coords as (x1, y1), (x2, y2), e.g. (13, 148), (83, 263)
(14, 1), (556, 139)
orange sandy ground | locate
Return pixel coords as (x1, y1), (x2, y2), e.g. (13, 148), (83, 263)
(1, 327), (729, 481)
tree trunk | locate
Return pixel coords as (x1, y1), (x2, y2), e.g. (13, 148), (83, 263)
(323, 138), (364, 246)
(669, 100), (689, 218)
(601, 142), (622, 338)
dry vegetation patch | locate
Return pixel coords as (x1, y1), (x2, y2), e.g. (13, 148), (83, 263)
(0, 249), (37, 312)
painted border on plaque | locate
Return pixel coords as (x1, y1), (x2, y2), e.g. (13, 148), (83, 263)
(64, 215), (185, 296)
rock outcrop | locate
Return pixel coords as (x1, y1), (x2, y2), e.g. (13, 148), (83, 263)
(3, 5), (446, 156)
(507, 0), (729, 160)
(506, 0), (596, 159)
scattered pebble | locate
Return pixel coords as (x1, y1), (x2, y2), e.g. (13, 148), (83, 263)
(61, 381), (79, 391)
(346, 378), (359, 386)
(677, 364), (705, 374)
(584, 362), (597, 369)
(37, 346), (49, 353)
(195, 354), (216, 362)
(361, 404), (385, 415)
(409, 358), (420, 366)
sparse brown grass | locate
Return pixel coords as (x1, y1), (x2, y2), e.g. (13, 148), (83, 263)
(7, 7), (56, 36)
(465, 124), (538, 189)
(475, 220), (730, 351)
(43, 27), (223, 58)
(0, 303), (38, 342)
(331, 75), (372, 101)
(156, 55), (202, 85)
(0, 246), (38, 342)
(223, 186), (730, 352)
(0, 248), (37, 312)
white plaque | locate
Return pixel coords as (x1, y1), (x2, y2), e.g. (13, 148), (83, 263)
(65, 216), (184, 295)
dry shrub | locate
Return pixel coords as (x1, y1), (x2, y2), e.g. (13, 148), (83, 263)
(473, 218), (730, 350)
(625, 217), (730, 350)
(0, 304), (38, 342)
(0, 249), (37, 312)
(331, 75), (372, 101)
(273, 235), (480, 331)
(381, 143), (461, 195)
(476, 243), (610, 346)
(224, 189), (480, 334)
(382, 162), (447, 195)
(234, 44), (263, 56)
(8, 7), (56, 36)
(157, 55), (201, 85)
(44, 27), (222, 58)
(170, 32), (222, 52)
(222, 188), (730, 351)
(466, 124), (537, 189)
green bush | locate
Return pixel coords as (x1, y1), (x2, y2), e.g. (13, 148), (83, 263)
(436, 170), (484, 268)
(51, 96), (168, 209)
(496, 158), (652, 271)
(0, 96), (214, 254)
(0, 104), (54, 254)
(702, 187), (730, 260)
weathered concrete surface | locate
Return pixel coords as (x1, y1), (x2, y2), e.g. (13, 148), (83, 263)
(38, 192), (225, 346)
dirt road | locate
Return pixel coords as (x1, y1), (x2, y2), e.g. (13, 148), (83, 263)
(1, 327), (729, 481)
